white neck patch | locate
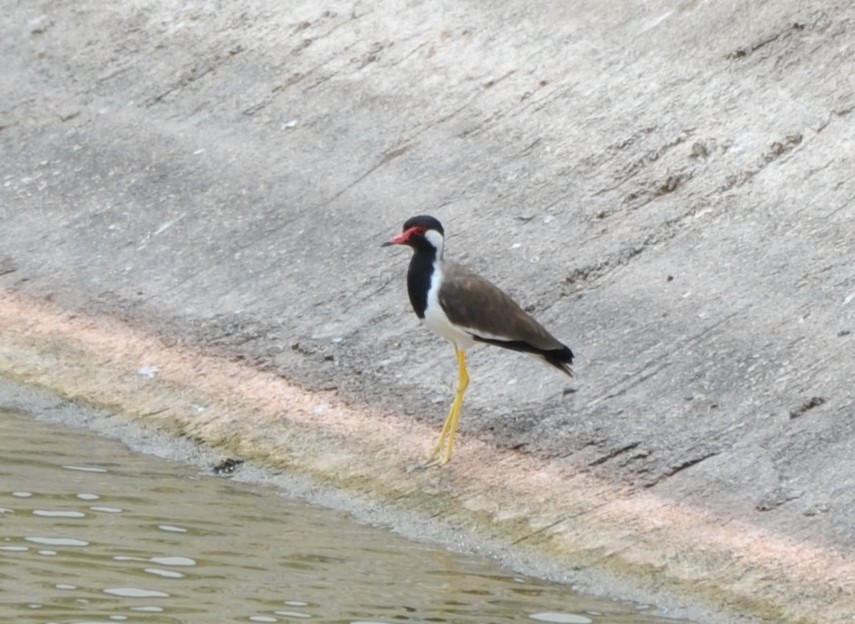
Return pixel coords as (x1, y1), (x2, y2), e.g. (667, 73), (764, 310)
(424, 229), (445, 259)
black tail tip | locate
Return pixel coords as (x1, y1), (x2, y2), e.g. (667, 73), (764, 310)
(546, 345), (575, 377)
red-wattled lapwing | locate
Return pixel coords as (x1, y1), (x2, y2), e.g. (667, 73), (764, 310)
(383, 215), (574, 466)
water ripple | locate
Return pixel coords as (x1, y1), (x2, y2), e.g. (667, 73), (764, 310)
(25, 536), (89, 547)
(103, 587), (170, 598)
(1, 408), (678, 624)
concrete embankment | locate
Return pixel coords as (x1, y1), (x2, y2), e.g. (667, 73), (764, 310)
(1, 1), (853, 622)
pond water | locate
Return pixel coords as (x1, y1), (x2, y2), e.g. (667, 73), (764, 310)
(0, 408), (688, 624)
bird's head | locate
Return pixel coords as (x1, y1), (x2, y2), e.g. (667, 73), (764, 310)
(382, 215), (445, 255)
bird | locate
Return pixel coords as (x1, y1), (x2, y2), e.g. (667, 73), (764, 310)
(382, 215), (574, 466)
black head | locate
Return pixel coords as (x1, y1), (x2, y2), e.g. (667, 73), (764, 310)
(402, 215), (444, 236)
(382, 215), (445, 250)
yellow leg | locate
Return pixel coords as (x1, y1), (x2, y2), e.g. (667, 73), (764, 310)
(426, 346), (469, 466)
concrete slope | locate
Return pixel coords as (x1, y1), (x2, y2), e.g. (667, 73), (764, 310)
(1, 1), (853, 622)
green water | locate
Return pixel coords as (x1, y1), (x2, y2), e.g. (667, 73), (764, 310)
(0, 409), (685, 624)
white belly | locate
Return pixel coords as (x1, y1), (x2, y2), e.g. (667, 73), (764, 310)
(422, 265), (476, 350)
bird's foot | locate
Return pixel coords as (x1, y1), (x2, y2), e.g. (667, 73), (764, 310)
(420, 451), (450, 469)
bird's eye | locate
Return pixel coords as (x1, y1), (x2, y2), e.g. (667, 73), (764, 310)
(402, 226), (426, 240)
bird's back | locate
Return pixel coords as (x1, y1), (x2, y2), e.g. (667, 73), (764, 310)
(438, 261), (573, 374)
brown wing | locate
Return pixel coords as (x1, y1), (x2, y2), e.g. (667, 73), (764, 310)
(438, 262), (565, 351)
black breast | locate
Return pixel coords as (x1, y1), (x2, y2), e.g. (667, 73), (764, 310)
(406, 248), (436, 319)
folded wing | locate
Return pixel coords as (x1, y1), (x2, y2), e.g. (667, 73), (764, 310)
(438, 262), (574, 376)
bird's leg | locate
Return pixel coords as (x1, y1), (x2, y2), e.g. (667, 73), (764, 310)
(426, 346), (469, 466)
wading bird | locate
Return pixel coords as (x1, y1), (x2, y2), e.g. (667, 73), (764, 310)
(383, 215), (574, 465)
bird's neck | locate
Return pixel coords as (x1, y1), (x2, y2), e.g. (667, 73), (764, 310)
(406, 245), (440, 319)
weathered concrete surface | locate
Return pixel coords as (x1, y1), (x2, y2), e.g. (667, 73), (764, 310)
(1, 0), (854, 622)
